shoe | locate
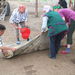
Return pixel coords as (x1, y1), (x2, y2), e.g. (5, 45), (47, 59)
(27, 38), (32, 41)
(48, 54), (56, 59)
(27, 38), (29, 41)
(65, 48), (71, 52)
(16, 41), (21, 45)
(50, 57), (56, 59)
(59, 51), (70, 54)
(59, 48), (71, 54)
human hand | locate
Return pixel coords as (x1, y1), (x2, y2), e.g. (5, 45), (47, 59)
(1, 46), (16, 51)
(41, 32), (45, 35)
(12, 24), (18, 29)
(25, 25), (29, 28)
(2, 47), (16, 57)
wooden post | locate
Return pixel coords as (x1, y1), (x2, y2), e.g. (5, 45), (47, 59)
(69, 0), (73, 8)
(35, 0), (38, 17)
(74, 0), (75, 10)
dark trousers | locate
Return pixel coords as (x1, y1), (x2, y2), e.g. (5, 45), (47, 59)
(67, 19), (75, 44)
(49, 31), (66, 58)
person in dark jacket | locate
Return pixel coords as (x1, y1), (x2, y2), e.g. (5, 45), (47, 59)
(58, 0), (67, 8)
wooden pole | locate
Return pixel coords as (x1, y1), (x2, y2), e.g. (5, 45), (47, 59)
(35, 0), (38, 17)
(74, 0), (75, 10)
(69, 0), (73, 8)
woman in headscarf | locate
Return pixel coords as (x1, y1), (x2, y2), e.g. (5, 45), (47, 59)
(41, 5), (68, 59)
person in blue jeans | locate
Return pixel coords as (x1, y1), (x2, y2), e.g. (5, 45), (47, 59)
(49, 31), (67, 58)
(41, 5), (68, 59)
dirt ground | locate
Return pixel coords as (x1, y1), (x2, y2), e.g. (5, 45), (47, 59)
(0, 1), (75, 75)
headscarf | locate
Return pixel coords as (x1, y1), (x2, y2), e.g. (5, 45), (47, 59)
(53, 5), (61, 9)
(43, 5), (52, 13)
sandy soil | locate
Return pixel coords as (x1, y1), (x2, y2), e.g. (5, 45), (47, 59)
(0, 1), (75, 75)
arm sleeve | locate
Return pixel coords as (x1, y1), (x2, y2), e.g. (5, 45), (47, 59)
(41, 16), (48, 32)
(58, 10), (65, 21)
(25, 9), (28, 22)
(9, 9), (16, 24)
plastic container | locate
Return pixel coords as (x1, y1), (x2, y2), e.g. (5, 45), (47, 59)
(18, 27), (30, 39)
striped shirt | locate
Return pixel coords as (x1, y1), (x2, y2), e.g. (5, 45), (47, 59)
(9, 8), (28, 23)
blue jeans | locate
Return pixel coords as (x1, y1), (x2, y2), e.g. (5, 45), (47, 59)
(49, 31), (66, 58)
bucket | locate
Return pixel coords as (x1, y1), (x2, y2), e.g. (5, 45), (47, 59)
(18, 27), (30, 39)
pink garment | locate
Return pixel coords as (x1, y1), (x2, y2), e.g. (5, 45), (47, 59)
(58, 8), (75, 23)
